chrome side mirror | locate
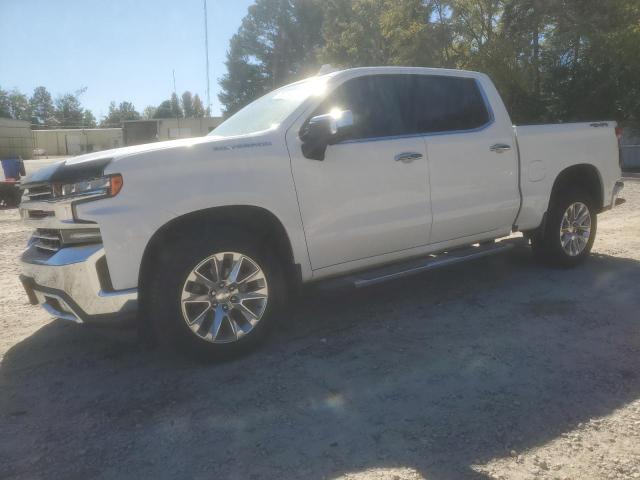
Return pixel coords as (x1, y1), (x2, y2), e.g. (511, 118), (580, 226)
(300, 109), (354, 160)
(318, 109), (355, 135)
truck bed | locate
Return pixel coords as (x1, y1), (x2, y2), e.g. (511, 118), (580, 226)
(514, 121), (621, 231)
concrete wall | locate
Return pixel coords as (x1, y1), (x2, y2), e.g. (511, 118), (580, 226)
(0, 118), (34, 159)
(32, 128), (123, 156)
(156, 117), (222, 140)
(123, 117), (222, 146)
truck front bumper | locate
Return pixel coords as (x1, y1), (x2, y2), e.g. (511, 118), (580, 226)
(20, 244), (137, 324)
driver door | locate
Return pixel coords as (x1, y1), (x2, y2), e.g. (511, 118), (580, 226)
(286, 75), (432, 270)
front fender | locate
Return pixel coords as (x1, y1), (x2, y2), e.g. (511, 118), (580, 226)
(75, 135), (310, 290)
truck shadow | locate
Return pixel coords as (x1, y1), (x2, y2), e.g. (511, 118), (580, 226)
(2, 248), (639, 479)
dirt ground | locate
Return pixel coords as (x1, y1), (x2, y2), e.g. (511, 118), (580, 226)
(1, 181), (639, 480)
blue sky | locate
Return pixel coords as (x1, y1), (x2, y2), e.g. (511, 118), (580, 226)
(0, 0), (255, 119)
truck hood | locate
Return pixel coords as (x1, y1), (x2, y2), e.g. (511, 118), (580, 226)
(21, 133), (271, 186)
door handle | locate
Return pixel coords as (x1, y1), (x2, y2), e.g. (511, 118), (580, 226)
(490, 143), (512, 153)
(394, 152), (423, 163)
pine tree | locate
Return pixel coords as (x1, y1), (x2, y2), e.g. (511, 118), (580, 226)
(82, 110), (97, 128)
(170, 92), (183, 118)
(29, 86), (55, 125)
(182, 91), (195, 118)
(54, 93), (84, 128)
(153, 101), (173, 119)
(192, 94), (205, 118)
(218, 0), (324, 116)
(0, 88), (10, 118)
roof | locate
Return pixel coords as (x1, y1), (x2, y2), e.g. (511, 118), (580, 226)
(328, 66), (485, 80)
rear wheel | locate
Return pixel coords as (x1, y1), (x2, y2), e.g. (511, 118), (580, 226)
(531, 189), (597, 267)
(147, 227), (286, 360)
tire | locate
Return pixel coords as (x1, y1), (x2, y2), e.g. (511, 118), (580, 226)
(531, 188), (597, 268)
(146, 226), (286, 360)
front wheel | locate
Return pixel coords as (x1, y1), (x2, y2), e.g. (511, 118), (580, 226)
(531, 189), (597, 267)
(147, 228), (286, 360)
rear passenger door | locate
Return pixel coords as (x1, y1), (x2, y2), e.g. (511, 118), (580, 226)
(415, 76), (520, 243)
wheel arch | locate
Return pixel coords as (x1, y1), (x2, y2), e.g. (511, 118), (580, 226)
(531, 163), (604, 239)
(549, 163), (604, 213)
(138, 205), (300, 309)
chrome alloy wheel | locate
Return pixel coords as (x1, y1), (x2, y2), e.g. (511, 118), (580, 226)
(559, 202), (592, 257)
(180, 252), (268, 343)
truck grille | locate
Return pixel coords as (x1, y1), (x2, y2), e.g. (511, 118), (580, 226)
(24, 184), (53, 201)
(32, 228), (62, 252)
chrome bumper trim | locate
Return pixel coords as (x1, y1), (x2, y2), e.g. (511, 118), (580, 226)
(20, 244), (137, 323)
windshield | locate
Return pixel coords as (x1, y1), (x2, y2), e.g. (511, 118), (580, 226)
(208, 77), (328, 137)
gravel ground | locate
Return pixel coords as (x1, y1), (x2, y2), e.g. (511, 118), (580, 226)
(1, 181), (639, 480)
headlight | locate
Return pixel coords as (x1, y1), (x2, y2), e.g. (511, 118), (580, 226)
(53, 174), (123, 199)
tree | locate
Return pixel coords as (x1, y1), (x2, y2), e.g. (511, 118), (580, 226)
(193, 94), (205, 117)
(320, 0), (388, 66)
(217, 0), (640, 125)
(320, 0), (441, 67)
(218, 0), (325, 116)
(153, 100), (174, 118)
(0, 87), (33, 121)
(0, 88), (11, 118)
(54, 93), (84, 128)
(7, 89), (31, 120)
(170, 92), (183, 118)
(218, 37), (269, 116)
(182, 91), (194, 117)
(29, 86), (55, 125)
(82, 110), (97, 128)
(101, 101), (141, 126)
(538, 0), (640, 124)
(118, 101), (141, 121)
(143, 105), (157, 119)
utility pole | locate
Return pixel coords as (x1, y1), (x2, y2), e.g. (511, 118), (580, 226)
(173, 69), (181, 132)
(204, 0), (211, 117)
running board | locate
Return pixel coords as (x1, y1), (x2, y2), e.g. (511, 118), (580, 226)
(350, 240), (518, 288)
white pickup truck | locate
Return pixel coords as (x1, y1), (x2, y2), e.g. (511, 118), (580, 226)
(19, 67), (624, 358)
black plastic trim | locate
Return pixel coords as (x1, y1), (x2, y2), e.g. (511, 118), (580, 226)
(21, 158), (112, 188)
(19, 274), (136, 324)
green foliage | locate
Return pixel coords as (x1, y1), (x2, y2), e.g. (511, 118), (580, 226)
(3, 84), (211, 127)
(170, 92), (183, 118)
(149, 91), (207, 119)
(29, 87), (55, 125)
(320, 0), (437, 67)
(0, 87), (33, 121)
(220, 0), (640, 125)
(82, 110), (97, 128)
(0, 88), (10, 118)
(153, 100), (174, 119)
(101, 101), (141, 127)
(192, 94), (206, 118)
(7, 89), (31, 121)
(143, 106), (157, 120)
(182, 91), (194, 118)
(54, 93), (84, 128)
(218, 0), (325, 116)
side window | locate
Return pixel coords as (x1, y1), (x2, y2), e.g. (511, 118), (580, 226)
(412, 76), (490, 133)
(312, 75), (413, 141)
(311, 74), (490, 141)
